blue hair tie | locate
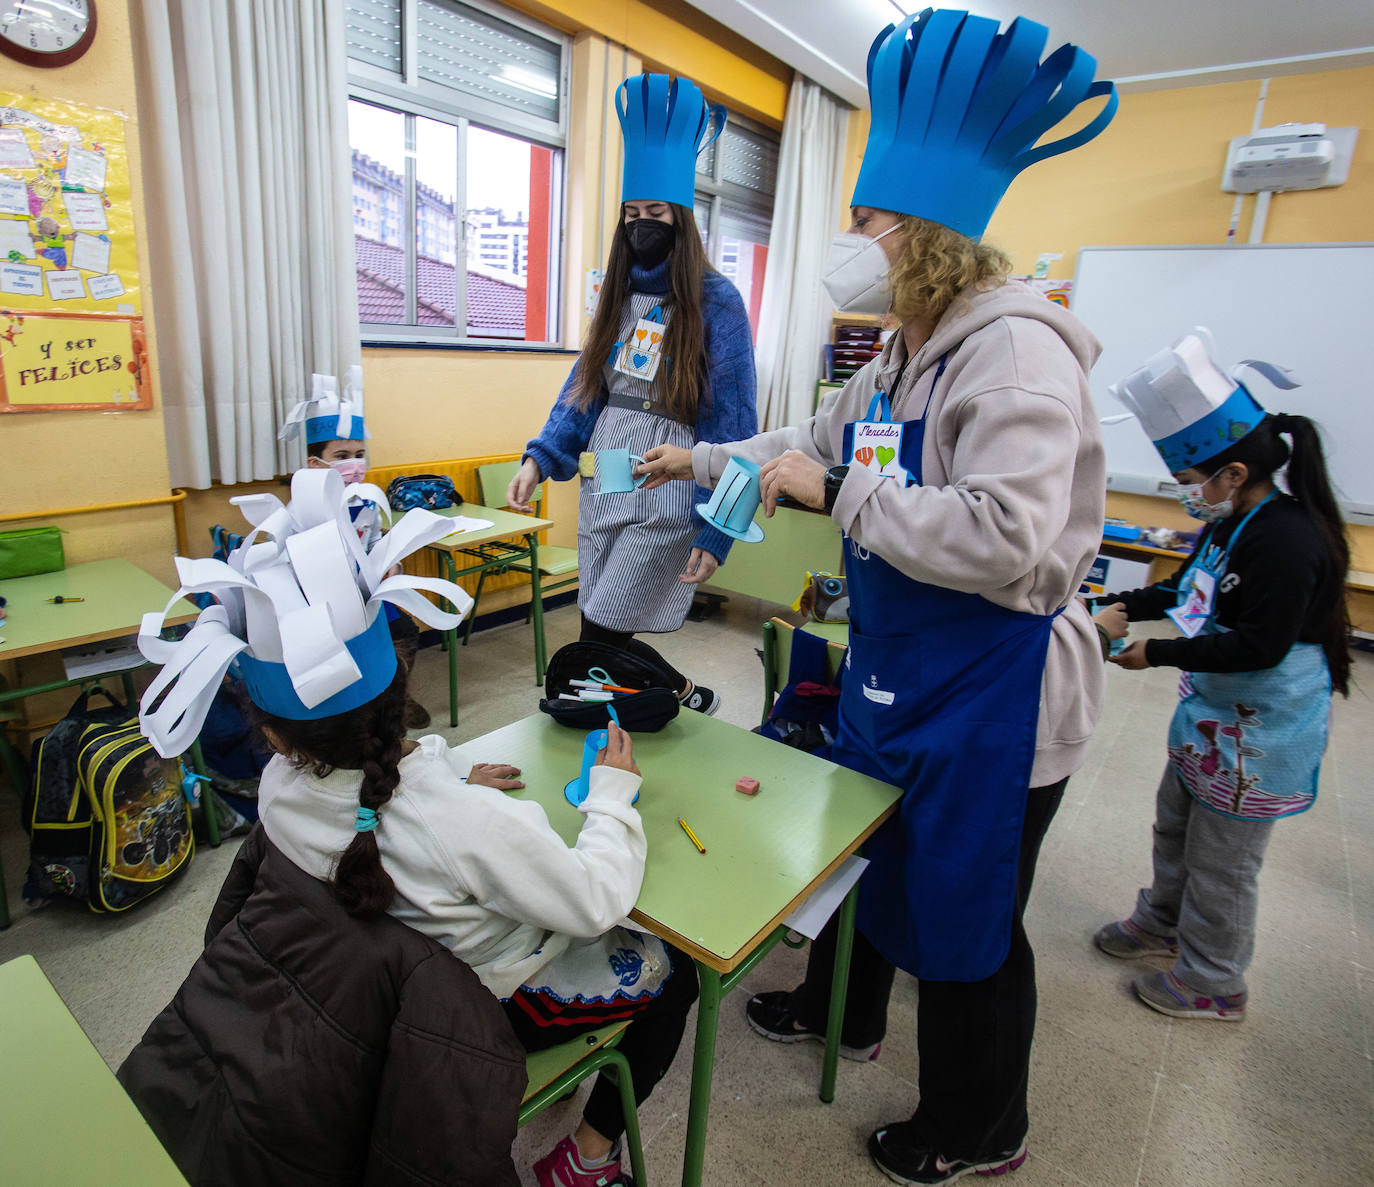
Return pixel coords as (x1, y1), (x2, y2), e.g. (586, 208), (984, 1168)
(355, 806), (380, 834)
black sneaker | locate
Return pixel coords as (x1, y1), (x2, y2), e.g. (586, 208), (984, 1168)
(745, 990), (880, 1061)
(682, 683), (721, 716)
(868, 1121), (1028, 1185)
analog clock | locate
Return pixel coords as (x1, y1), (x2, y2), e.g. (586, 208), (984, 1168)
(0, 0), (97, 69)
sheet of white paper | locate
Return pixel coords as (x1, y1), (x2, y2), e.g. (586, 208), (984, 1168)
(0, 261), (42, 296)
(63, 146), (107, 192)
(441, 516), (495, 535)
(71, 232), (110, 274)
(0, 218), (35, 260)
(45, 269), (84, 300)
(64, 638), (145, 679)
(0, 177), (27, 216)
(781, 855), (870, 941)
(62, 191), (107, 232)
(0, 129), (34, 170)
(86, 272), (125, 300)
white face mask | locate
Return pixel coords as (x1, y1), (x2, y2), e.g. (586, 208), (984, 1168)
(1176, 481), (1233, 523)
(821, 225), (899, 315)
(328, 457), (367, 485)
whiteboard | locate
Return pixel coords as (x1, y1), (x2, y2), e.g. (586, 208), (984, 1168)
(1071, 243), (1374, 524)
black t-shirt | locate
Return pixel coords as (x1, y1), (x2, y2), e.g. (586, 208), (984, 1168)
(1103, 495), (1340, 673)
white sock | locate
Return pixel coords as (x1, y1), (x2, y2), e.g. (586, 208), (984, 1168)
(572, 1137), (619, 1169)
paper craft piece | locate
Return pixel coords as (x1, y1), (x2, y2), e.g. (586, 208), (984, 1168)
(70, 232), (110, 275)
(0, 129), (35, 170)
(45, 270), (84, 300)
(0, 218), (36, 260)
(440, 516), (495, 535)
(0, 177), (27, 217)
(0, 261), (41, 296)
(584, 267), (604, 317)
(62, 191), (107, 232)
(63, 146), (107, 192)
(782, 855), (870, 940)
(86, 272), (125, 301)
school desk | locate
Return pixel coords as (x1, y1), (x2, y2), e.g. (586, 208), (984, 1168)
(0, 558), (206, 929)
(422, 503), (557, 726)
(0, 954), (189, 1183)
(470, 710), (903, 1186)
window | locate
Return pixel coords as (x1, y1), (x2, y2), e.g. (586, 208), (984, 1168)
(695, 115), (779, 340)
(345, 0), (568, 346)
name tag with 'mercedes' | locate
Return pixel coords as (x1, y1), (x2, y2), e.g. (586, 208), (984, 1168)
(850, 419), (912, 485)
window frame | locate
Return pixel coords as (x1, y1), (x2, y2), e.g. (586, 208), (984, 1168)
(693, 108), (778, 265)
(347, 0), (571, 349)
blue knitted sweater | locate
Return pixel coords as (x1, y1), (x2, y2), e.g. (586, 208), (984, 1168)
(523, 261), (758, 561)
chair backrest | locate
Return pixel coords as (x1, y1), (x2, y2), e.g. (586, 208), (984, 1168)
(478, 459), (544, 514)
(522, 1021), (630, 1104)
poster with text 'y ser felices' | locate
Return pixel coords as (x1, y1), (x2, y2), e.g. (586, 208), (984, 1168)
(0, 93), (146, 411)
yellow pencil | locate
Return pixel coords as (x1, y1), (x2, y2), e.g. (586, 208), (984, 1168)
(677, 816), (706, 854)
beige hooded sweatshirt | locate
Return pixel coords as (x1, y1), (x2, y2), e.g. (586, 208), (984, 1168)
(693, 280), (1107, 786)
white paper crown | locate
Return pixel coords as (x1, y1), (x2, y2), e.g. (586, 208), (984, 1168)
(137, 466), (472, 757)
(280, 366), (369, 445)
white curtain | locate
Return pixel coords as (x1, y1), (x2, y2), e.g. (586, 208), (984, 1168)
(755, 75), (850, 432)
(132, 0), (360, 488)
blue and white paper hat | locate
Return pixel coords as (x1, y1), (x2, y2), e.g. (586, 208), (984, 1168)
(853, 9), (1118, 239)
(697, 456), (765, 544)
(137, 467), (473, 757)
(1109, 329), (1301, 474)
(617, 74), (724, 207)
(280, 366), (369, 446)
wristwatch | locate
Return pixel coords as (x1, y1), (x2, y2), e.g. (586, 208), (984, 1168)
(823, 464), (849, 514)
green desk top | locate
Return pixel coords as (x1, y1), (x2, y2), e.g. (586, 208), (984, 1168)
(0, 955), (187, 1183)
(470, 712), (902, 972)
(423, 503), (555, 552)
(0, 558), (196, 663)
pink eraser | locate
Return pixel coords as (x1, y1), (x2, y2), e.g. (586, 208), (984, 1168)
(735, 777), (760, 796)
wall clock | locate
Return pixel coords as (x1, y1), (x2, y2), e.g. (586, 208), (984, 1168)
(0, 0), (97, 69)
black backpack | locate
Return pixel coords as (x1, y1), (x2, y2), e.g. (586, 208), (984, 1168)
(539, 641), (681, 732)
(24, 688), (194, 912)
(385, 474), (462, 512)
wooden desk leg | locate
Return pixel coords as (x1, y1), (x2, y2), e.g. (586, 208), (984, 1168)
(527, 534), (546, 685)
(682, 963), (722, 1187)
(820, 878), (859, 1103)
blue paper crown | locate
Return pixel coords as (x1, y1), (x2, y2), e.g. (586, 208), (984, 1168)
(852, 9), (1118, 239)
(306, 413), (366, 445)
(233, 611), (397, 721)
(1152, 385), (1267, 473)
(617, 74), (724, 207)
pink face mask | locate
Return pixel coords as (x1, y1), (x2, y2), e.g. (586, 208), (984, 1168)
(328, 458), (367, 485)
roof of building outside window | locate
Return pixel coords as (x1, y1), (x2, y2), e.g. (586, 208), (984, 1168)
(354, 235), (526, 333)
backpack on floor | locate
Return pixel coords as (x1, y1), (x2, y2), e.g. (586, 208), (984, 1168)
(386, 474), (462, 512)
(24, 688), (194, 913)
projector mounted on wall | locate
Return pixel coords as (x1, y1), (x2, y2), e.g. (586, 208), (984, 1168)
(1222, 123), (1357, 193)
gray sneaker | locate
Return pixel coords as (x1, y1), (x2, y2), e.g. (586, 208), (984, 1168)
(1093, 919), (1179, 959)
(1134, 970), (1246, 1021)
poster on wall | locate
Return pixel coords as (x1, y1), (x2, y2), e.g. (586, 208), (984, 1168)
(0, 310), (150, 412)
(0, 92), (141, 321)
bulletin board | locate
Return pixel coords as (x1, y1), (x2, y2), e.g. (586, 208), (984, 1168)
(0, 310), (149, 411)
(0, 93), (140, 316)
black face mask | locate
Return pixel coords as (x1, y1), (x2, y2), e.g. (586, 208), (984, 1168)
(626, 218), (675, 267)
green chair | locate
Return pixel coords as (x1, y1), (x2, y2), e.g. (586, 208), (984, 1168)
(520, 1020), (647, 1185)
(760, 616), (850, 727)
(464, 461), (580, 648)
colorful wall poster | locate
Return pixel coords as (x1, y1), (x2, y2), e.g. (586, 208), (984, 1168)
(0, 311), (150, 412)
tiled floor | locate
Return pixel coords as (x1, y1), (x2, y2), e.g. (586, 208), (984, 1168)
(2, 598), (1372, 1185)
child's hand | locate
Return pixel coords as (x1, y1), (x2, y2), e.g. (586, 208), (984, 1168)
(1094, 602), (1129, 642)
(594, 721), (640, 775)
(507, 459), (542, 512)
(467, 763), (524, 790)
(1109, 641), (1151, 670)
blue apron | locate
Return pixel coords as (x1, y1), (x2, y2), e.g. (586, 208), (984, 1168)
(1166, 494), (1329, 821)
(833, 360), (1060, 982)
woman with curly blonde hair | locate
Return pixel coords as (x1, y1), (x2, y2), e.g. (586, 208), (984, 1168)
(638, 8), (1118, 1182)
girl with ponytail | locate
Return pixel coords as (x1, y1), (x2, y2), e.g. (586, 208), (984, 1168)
(1094, 334), (1350, 1023)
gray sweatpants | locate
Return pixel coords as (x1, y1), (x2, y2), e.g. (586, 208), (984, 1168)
(1129, 765), (1275, 998)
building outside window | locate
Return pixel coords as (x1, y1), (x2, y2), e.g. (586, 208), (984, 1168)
(345, 0), (568, 345)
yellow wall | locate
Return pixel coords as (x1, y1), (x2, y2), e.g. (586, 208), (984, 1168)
(0, 0), (176, 584)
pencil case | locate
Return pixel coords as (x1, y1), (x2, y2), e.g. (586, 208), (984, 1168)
(0, 525), (65, 580)
(539, 641), (681, 732)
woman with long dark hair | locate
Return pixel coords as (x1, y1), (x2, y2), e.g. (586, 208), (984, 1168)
(1095, 331), (1351, 1023)
(509, 73), (757, 715)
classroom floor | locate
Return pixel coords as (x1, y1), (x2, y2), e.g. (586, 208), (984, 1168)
(1, 597), (1371, 1186)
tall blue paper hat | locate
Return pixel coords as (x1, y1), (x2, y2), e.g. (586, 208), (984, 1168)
(853, 9), (1118, 239)
(280, 367), (369, 446)
(617, 74), (724, 207)
(1109, 329), (1300, 474)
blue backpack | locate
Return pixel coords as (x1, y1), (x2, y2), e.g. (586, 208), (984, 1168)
(386, 474), (462, 511)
